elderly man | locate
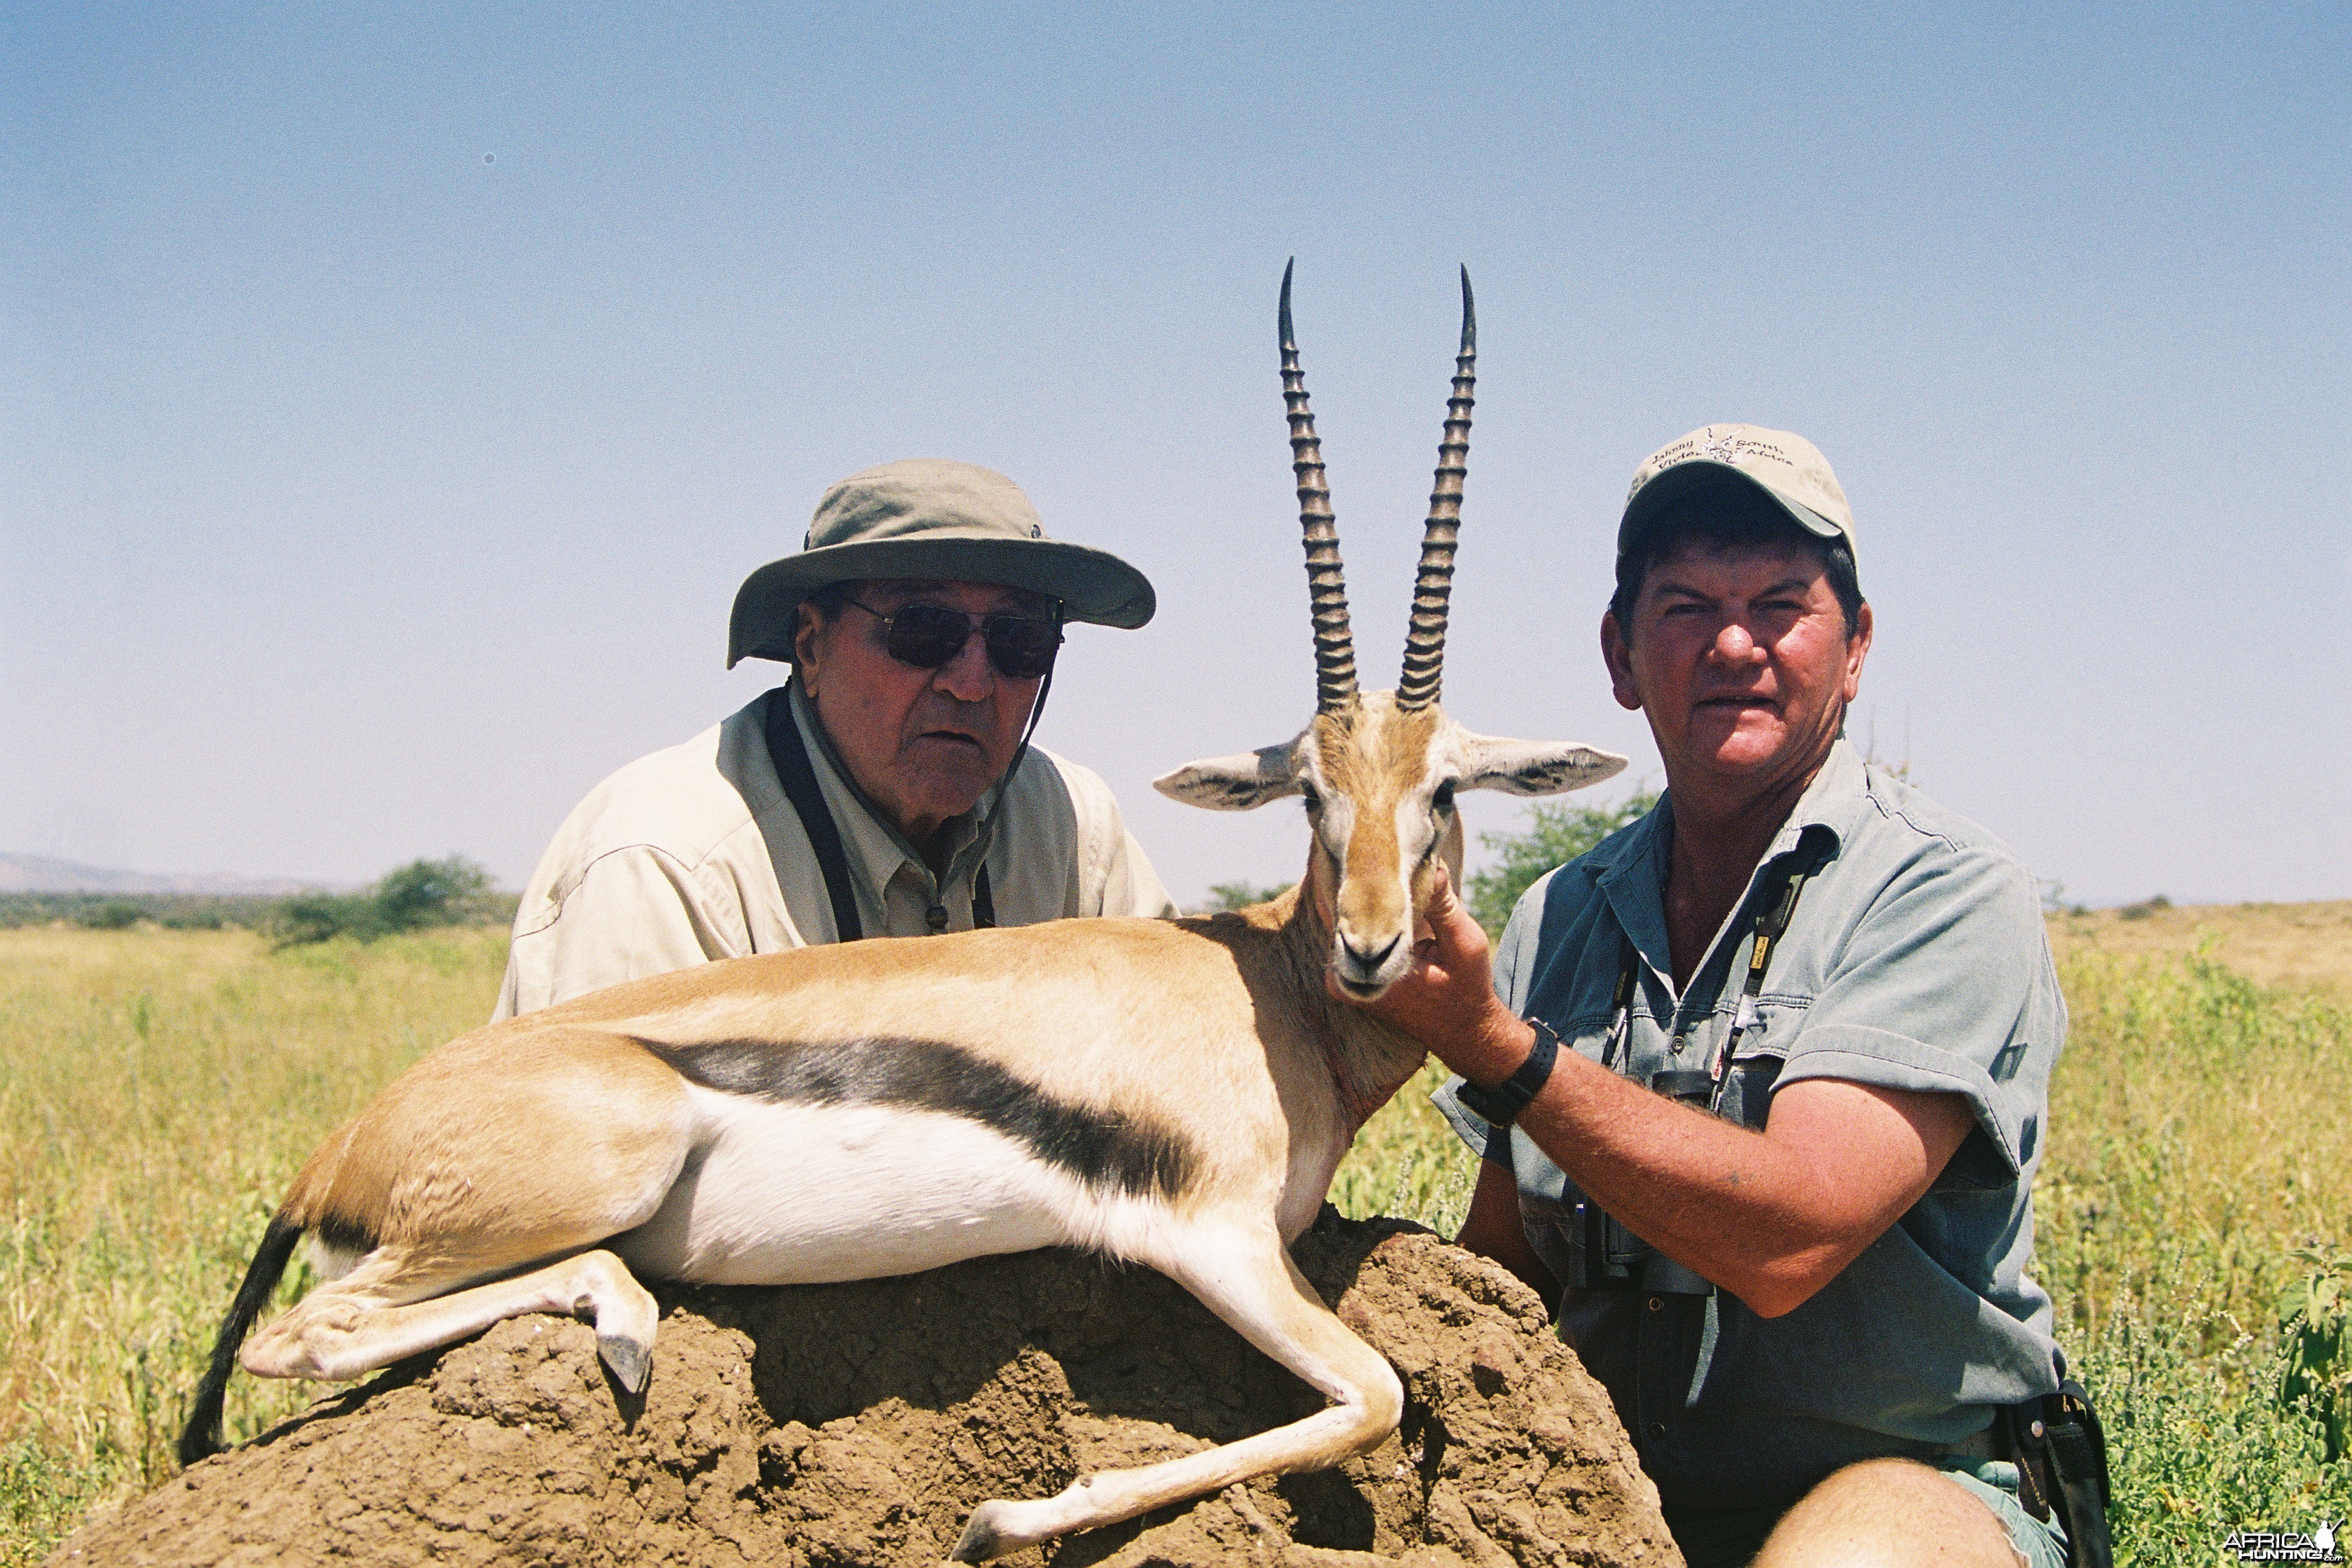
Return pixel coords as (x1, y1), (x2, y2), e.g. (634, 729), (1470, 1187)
(495, 458), (1176, 1019)
(1371, 428), (2094, 1567)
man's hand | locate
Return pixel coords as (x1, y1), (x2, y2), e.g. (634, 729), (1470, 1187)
(1336, 867), (1532, 1086)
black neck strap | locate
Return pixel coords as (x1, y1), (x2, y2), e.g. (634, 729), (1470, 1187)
(1606, 829), (1835, 1112)
(764, 687), (866, 944)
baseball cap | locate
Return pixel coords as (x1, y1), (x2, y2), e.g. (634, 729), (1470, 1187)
(1618, 424), (1855, 565)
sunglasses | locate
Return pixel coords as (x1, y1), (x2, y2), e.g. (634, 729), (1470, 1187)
(843, 598), (1064, 680)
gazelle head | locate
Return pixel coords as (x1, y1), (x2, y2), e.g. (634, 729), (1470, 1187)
(1157, 264), (1625, 1000)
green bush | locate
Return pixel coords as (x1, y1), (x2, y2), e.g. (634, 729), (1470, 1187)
(2279, 1248), (2352, 1465)
(370, 858), (495, 932)
(1465, 788), (1659, 937)
(1196, 881), (1295, 914)
(267, 857), (505, 948)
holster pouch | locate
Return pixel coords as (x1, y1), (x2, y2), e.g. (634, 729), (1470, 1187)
(1997, 1380), (2113, 1568)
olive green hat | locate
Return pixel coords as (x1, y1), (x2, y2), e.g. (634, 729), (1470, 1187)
(1618, 424), (1856, 564)
(727, 458), (1158, 668)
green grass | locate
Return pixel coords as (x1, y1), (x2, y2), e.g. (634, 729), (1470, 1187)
(1, 923), (2346, 1563)
(0, 925), (507, 1565)
(2032, 948), (2352, 1563)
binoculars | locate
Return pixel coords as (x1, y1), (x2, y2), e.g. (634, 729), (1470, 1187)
(1559, 1066), (1717, 1296)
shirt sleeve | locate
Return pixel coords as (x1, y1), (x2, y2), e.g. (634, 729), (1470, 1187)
(1097, 829), (1179, 918)
(1772, 844), (2061, 1183)
(1054, 755), (1180, 919)
(492, 845), (746, 1020)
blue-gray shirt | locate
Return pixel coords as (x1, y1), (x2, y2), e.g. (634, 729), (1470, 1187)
(1436, 741), (2065, 1510)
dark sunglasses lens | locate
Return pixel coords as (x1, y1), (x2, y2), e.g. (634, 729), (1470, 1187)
(881, 605), (972, 668)
(879, 604), (1060, 677)
(984, 617), (1061, 678)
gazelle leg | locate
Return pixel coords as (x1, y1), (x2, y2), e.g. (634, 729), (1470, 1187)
(952, 1219), (1403, 1562)
(239, 1247), (660, 1391)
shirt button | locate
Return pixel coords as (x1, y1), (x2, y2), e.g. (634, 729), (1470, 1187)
(1647, 1421), (1667, 1440)
(1647, 1295), (1664, 1312)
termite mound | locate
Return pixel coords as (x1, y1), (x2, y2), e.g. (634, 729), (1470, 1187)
(55, 1214), (1679, 1567)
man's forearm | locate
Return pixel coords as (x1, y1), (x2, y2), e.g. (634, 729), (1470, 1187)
(1455, 1007), (1942, 1317)
(1364, 872), (1964, 1318)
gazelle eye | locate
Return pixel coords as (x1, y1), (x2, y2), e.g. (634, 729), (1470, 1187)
(1300, 783), (1323, 812)
(1432, 780), (1457, 813)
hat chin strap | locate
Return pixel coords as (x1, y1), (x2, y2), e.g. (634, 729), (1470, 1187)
(991, 664), (1053, 818)
(953, 666), (1051, 931)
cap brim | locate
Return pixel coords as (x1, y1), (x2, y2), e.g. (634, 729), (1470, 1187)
(728, 535), (1157, 667)
(1618, 461), (1845, 561)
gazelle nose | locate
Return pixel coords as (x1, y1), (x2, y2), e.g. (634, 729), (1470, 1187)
(1339, 933), (1399, 974)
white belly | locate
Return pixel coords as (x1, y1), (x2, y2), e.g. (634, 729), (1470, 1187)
(614, 1088), (1099, 1285)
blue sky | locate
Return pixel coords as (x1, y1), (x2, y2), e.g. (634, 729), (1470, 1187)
(4, 3), (2346, 907)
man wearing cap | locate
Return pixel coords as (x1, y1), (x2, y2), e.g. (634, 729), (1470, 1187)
(1368, 427), (2076, 1567)
(493, 458), (1177, 1020)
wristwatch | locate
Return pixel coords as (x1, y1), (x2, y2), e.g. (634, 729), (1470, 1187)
(1455, 1016), (1561, 1128)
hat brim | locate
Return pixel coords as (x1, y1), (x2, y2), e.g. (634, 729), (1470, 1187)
(1617, 461), (1846, 562)
(728, 534), (1157, 667)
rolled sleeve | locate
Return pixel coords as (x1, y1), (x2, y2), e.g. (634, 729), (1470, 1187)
(1774, 846), (2059, 1182)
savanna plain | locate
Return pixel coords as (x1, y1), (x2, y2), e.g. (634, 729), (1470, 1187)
(3, 900), (2348, 1566)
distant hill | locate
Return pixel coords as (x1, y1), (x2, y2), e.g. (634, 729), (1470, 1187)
(0, 853), (328, 897)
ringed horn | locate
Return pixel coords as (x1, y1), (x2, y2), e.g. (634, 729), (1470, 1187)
(1397, 266), (1475, 711)
(1280, 258), (1357, 713)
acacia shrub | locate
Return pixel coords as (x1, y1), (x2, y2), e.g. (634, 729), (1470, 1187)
(269, 857), (508, 948)
(1466, 788), (1659, 938)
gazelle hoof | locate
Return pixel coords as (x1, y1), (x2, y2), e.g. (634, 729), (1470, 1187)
(596, 1333), (652, 1394)
(950, 1502), (1013, 1562)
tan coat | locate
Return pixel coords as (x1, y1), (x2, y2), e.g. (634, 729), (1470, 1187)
(493, 685), (1176, 1019)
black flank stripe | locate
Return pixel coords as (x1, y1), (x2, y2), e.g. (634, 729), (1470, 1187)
(314, 1212), (379, 1256)
(638, 1037), (1198, 1202)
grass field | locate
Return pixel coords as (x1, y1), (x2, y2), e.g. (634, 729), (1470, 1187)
(3, 905), (2347, 1564)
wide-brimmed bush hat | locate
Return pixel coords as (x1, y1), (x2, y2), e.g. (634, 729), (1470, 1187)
(1617, 424), (1856, 564)
(727, 458), (1158, 668)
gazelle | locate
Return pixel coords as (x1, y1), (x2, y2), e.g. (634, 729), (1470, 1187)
(180, 265), (1624, 1562)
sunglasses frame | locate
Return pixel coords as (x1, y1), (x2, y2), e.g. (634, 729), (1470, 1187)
(841, 596), (1065, 680)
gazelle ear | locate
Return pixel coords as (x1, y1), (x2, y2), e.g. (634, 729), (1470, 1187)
(1457, 734), (1628, 797)
(1154, 743), (1303, 811)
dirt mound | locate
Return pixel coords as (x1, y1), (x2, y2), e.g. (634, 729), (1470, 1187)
(56, 1214), (1678, 1567)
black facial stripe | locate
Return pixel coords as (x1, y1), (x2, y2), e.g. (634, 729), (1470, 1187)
(638, 1037), (1198, 1202)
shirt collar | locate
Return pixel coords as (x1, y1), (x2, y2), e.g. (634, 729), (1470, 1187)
(1580, 738), (1866, 983)
(1751, 736), (1868, 868)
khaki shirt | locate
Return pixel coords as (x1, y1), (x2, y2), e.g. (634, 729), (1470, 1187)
(493, 684), (1177, 1019)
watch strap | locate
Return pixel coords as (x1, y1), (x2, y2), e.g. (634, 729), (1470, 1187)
(1455, 1017), (1561, 1128)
